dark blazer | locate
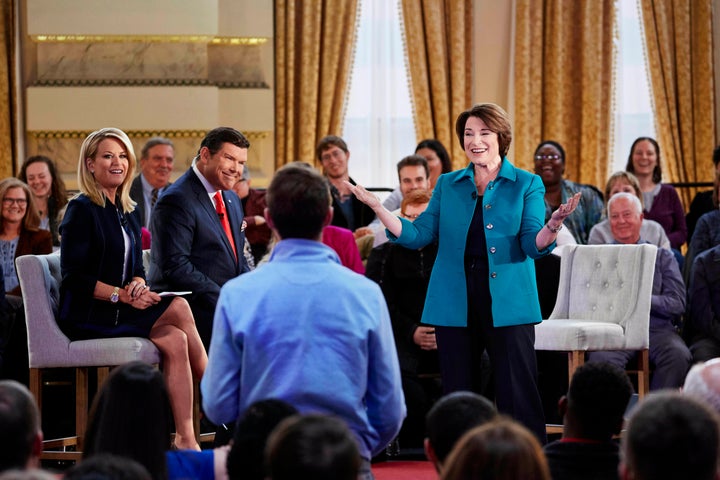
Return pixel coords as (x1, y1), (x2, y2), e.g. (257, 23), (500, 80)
(687, 244), (720, 341)
(58, 195), (145, 335)
(149, 168), (249, 345)
(8, 228), (53, 295)
(129, 174), (171, 228)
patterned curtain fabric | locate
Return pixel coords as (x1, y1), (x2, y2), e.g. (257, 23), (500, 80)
(513, 0), (614, 189)
(274, 0), (360, 168)
(0, 0), (17, 178)
(640, 0), (715, 206)
(400, 0), (473, 170)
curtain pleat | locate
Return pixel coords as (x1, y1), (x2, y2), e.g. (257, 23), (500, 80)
(401, 0), (472, 170)
(0, 0), (17, 178)
(275, 0), (359, 168)
(640, 0), (715, 206)
(514, 0), (614, 188)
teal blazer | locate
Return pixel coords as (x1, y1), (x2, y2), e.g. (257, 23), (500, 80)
(390, 158), (553, 328)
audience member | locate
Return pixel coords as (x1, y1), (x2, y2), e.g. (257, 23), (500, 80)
(232, 167), (270, 264)
(83, 361), (227, 480)
(625, 136), (687, 266)
(348, 103), (581, 443)
(226, 399), (298, 480)
(149, 127), (251, 348)
(685, 170), (720, 279)
(366, 188), (439, 448)
(686, 144), (720, 240)
(534, 140), (604, 244)
(266, 414), (360, 480)
(684, 357), (720, 413)
(0, 380), (42, 472)
(321, 225), (365, 274)
(685, 245), (720, 362)
(588, 171), (670, 249)
(587, 192), (691, 389)
(18, 155), (68, 247)
(63, 454), (151, 480)
(316, 135), (375, 235)
(129, 137), (174, 229)
(371, 154), (429, 248)
(424, 391), (497, 473)
(543, 362), (633, 480)
(415, 138), (453, 190)
(0, 178), (52, 384)
(60, 128), (206, 450)
(440, 418), (552, 480)
(620, 391), (720, 480)
(201, 164), (405, 479)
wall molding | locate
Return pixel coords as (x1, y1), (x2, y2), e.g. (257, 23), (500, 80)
(30, 35), (269, 45)
(28, 130), (271, 140)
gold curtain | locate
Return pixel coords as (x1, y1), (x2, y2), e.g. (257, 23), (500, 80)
(400, 0), (473, 170)
(0, 0), (17, 178)
(514, 0), (614, 188)
(275, 0), (359, 168)
(640, 0), (715, 207)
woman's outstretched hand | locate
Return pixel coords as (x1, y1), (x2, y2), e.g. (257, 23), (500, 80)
(551, 192), (581, 224)
(343, 181), (382, 210)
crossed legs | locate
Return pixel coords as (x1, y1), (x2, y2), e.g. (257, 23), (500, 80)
(149, 297), (207, 450)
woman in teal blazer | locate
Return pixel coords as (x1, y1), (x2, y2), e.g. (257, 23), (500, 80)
(349, 104), (579, 442)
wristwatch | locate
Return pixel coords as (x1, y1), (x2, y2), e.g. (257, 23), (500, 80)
(110, 287), (120, 304)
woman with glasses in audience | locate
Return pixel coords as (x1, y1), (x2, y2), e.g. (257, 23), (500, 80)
(0, 177), (52, 383)
(18, 155), (69, 247)
(533, 140), (604, 245)
(59, 127), (207, 450)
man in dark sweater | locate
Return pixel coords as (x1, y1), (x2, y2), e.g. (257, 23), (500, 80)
(543, 362), (633, 480)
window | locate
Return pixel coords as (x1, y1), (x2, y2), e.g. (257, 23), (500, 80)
(611, 0), (656, 174)
(341, 0), (416, 189)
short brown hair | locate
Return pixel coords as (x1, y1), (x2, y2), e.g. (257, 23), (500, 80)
(455, 104), (513, 157)
(316, 135), (348, 161)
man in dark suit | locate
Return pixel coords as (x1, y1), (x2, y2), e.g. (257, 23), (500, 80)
(130, 137), (175, 228)
(149, 127), (251, 348)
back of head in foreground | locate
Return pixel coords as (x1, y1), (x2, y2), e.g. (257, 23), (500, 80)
(440, 417), (551, 480)
(621, 391), (720, 480)
(0, 380), (42, 472)
(266, 163), (331, 240)
(227, 398), (299, 480)
(266, 414), (360, 480)
(425, 391), (498, 469)
(63, 453), (151, 480)
(83, 361), (172, 480)
(563, 362), (633, 441)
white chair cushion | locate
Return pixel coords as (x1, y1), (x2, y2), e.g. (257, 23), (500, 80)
(534, 319), (627, 351)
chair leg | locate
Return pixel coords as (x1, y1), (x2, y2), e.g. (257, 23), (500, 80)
(29, 368), (42, 412)
(97, 366), (110, 388)
(193, 380), (201, 445)
(636, 349), (650, 398)
(76, 367), (89, 451)
(567, 350), (584, 381)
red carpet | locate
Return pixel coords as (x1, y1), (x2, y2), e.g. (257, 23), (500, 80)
(372, 461), (436, 480)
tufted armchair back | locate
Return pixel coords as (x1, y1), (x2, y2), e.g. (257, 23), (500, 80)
(547, 243), (657, 350)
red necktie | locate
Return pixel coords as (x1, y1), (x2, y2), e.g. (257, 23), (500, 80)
(214, 191), (237, 259)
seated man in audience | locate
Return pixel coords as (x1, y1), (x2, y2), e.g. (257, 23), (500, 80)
(232, 167), (271, 265)
(201, 164), (405, 479)
(683, 357), (720, 414)
(316, 135), (375, 236)
(620, 391), (720, 480)
(130, 136), (174, 228)
(588, 192), (691, 389)
(543, 362), (633, 480)
(686, 144), (720, 240)
(266, 414), (360, 480)
(366, 188), (438, 448)
(685, 244), (720, 362)
(370, 154), (429, 247)
(0, 380), (43, 472)
(424, 391), (497, 474)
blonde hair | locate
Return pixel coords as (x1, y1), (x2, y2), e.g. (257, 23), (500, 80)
(77, 128), (137, 213)
(0, 178), (41, 232)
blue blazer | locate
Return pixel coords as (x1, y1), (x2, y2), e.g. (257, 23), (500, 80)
(149, 168), (249, 340)
(391, 159), (553, 328)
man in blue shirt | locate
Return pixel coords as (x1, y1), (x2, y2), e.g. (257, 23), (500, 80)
(201, 163), (405, 476)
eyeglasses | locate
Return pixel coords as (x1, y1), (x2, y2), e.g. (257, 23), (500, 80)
(2, 198), (27, 206)
(534, 154), (562, 161)
(401, 211), (421, 219)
